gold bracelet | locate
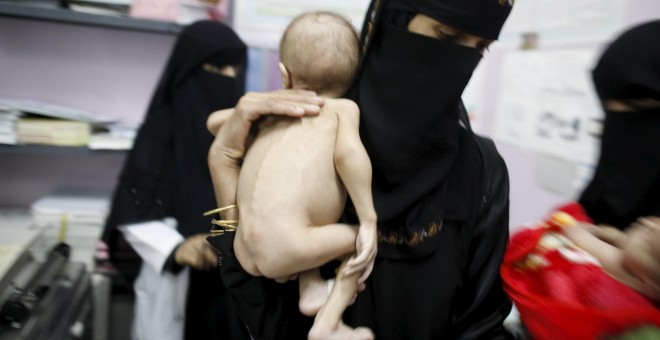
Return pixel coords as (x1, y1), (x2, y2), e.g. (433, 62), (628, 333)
(203, 204), (238, 216)
(210, 219), (239, 235)
(204, 205), (239, 235)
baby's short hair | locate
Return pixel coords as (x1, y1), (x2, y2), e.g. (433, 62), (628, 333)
(280, 12), (359, 96)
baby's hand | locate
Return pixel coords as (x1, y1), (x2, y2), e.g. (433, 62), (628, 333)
(344, 224), (377, 284)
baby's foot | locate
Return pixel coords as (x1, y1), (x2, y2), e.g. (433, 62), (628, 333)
(299, 279), (334, 316)
(308, 322), (374, 340)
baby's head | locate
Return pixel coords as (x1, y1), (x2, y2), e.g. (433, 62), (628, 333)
(279, 12), (359, 97)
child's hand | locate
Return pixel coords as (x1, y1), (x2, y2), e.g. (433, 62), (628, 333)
(344, 224), (377, 284)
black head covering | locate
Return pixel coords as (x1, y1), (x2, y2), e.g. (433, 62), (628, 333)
(102, 20), (247, 278)
(386, 0), (512, 40)
(351, 0), (512, 258)
(579, 20), (660, 229)
(591, 20), (660, 101)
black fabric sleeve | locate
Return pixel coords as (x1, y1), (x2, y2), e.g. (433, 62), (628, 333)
(450, 142), (514, 340)
(162, 243), (185, 274)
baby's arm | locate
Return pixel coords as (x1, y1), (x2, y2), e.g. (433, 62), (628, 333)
(333, 99), (377, 283)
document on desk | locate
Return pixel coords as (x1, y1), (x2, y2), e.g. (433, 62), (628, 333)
(0, 229), (42, 280)
(0, 245), (24, 278)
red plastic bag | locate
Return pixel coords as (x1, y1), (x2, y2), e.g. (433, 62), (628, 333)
(501, 203), (660, 339)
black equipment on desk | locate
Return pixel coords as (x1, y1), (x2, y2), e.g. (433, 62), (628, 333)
(0, 242), (93, 340)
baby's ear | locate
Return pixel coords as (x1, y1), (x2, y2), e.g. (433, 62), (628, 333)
(278, 62), (292, 89)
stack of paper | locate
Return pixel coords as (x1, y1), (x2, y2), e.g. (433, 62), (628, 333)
(89, 123), (137, 150)
(65, 0), (131, 16)
(0, 101), (21, 145)
(30, 185), (113, 271)
(31, 185), (111, 227)
(0, 98), (116, 147)
(17, 118), (92, 146)
(6, 100), (115, 124)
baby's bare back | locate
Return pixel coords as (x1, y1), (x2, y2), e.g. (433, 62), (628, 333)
(237, 99), (348, 232)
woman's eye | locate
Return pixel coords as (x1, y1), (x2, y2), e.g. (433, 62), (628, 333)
(477, 43), (491, 54)
(436, 30), (460, 43)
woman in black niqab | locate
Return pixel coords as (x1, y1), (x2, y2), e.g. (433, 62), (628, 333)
(343, 0), (515, 338)
(101, 20), (249, 339)
(579, 20), (660, 230)
(210, 1), (517, 338)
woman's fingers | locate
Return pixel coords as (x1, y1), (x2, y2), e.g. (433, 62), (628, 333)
(637, 216), (660, 230)
(236, 90), (324, 122)
(203, 246), (219, 269)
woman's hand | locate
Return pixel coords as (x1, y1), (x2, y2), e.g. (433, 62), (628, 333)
(207, 89), (324, 136)
(235, 89), (324, 123)
(175, 234), (218, 270)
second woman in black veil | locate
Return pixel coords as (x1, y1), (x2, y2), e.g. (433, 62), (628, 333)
(578, 20), (660, 230)
(102, 21), (250, 339)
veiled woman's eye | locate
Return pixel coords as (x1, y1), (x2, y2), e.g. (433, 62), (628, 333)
(203, 63), (238, 78)
(477, 43), (491, 54)
(436, 30), (460, 43)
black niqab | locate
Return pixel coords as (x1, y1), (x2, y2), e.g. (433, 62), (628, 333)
(103, 20), (246, 243)
(353, 1), (511, 258)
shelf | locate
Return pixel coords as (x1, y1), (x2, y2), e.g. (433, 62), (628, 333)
(0, 144), (127, 156)
(0, 1), (182, 34)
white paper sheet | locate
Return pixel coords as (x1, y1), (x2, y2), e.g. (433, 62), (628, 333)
(493, 49), (602, 163)
(119, 218), (183, 273)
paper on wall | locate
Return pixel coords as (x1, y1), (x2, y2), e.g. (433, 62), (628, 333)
(493, 49), (602, 164)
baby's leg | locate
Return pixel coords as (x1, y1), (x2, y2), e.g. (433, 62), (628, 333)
(308, 257), (374, 340)
(242, 222), (358, 279)
(298, 268), (334, 316)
